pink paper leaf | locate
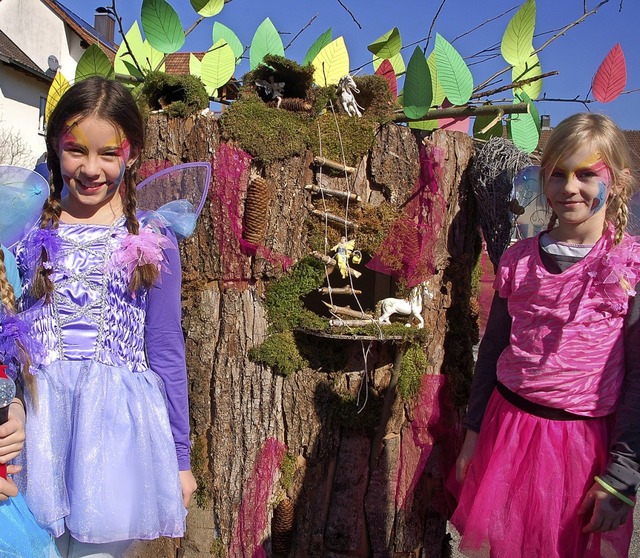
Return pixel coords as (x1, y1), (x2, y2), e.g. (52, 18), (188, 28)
(375, 58), (397, 99)
(437, 98), (470, 133)
(592, 43), (626, 103)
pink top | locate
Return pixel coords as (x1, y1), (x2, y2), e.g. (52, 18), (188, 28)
(495, 224), (640, 416)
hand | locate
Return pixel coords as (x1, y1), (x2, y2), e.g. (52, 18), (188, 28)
(0, 464), (22, 501)
(0, 400), (26, 464)
(456, 430), (479, 483)
(180, 469), (197, 509)
(578, 483), (632, 532)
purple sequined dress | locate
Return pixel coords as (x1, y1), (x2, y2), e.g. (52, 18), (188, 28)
(14, 213), (187, 544)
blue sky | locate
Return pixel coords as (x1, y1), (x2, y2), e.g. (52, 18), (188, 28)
(62, 0), (640, 130)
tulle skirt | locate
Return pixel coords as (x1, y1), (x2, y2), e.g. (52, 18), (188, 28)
(450, 390), (633, 558)
(0, 492), (60, 557)
(16, 359), (186, 544)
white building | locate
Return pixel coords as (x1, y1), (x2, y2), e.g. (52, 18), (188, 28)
(0, 0), (116, 166)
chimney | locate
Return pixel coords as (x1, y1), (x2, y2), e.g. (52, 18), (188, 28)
(94, 12), (115, 44)
(540, 115), (551, 130)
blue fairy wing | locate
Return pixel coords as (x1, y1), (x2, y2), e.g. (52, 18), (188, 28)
(136, 162), (211, 240)
(512, 165), (541, 208)
(0, 166), (49, 248)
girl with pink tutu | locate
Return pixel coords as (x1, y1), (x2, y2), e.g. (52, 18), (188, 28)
(14, 77), (197, 557)
(451, 113), (640, 558)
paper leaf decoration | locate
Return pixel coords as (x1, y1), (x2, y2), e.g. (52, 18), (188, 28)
(311, 36), (349, 87)
(190, 0), (224, 17)
(509, 95), (539, 153)
(250, 18), (285, 70)
(189, 52), (202, 75)
(75, 44), (114, 82)
(213, 22), (243, 61)
(115, 22), (146, 79)
(512, 50), (542, 100)
(409, 119), (438, 131)
(303, 28), (332, 67)
(143, 40), (166, 72)
(141, 0), (185, 54)
(592, 43), (627, 103)
(427, 51), (445, 106)
(45, 71), (70, 122)
(403, 46), (432, 120)
(373, 51), (405, 76)
(201, 39), (236, 92)
(473, 109), (504, 140)
(375, 59), (397, 99)
(434, 33), (473, 106)
(438, 98), (470, 133)
(519, 91), (541, 134)
(501, 0), (536, 66)
(367, 27), (401, 60)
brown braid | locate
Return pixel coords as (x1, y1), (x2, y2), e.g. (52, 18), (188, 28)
(122, 173), (160, 292)
(0, 250), (16, 312)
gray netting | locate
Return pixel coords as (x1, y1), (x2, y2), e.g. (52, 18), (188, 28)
(470, 137), (532, 268)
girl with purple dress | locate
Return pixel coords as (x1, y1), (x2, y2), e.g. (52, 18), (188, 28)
(14, 77), (197, 557)
(451, 113), (640, 557)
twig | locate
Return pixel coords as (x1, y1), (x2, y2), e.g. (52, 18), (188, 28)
(305, 184), (361, 202)
(472, 71), (558, 99)
(451, 6), (517, 43)
(335, 0), (362, 29)
(322, 301), (373, 320)
(310, 209), (358, 230)
(394, 102), (529, 123)
(423, 0), (448, 54)
(318, 286), (363, 295)
(311, 251), (362, 278)
(109, 0), (144, 76)
(313, 156), (357, 174)
(284, 14), (319, 50)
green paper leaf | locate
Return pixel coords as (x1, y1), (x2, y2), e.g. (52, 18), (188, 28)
(403, 46), (432, 120)
(303, 28), (332, 67)
(213, 22), (243, 61)
(367, 27), (401, 60)
(512, 50), (542, 100)
(75, 44), (114, 82)
(115, 22), (146, 79)
(190, 0), (224, 17)
(189, 52), (202, 76)
(517, 91), (541, 134)
(46, 71), (70, 122)
(373, 51), (405, 76)
(409, 119), (439, 131)
(434, 33), (473, 106)
(250, 18), (284, 70)
(141, 0), (185, 54)
(201, 39), (236, 92)
(473, 108), (504, 140)
(427, 51), (445, 106)
(311, 36), (349, 87)
(501, 0), (536, 66)
(142, 40), (166, 72)
(509, 98), (539, 153)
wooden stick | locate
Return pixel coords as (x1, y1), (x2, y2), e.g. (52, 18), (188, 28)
(305, 184), (362, 203)
(329, 318), (377, 327)
(313, 156), (357, 174)
(310, 251), (362, 278)
(322, 301), (373, 319)
(310, 209), (358, 230)
(318, 286), (362, 295)
(393, 102), (529, 123)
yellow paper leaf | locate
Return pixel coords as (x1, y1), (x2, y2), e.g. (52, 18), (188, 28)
(311, 36), (350, 87)
(512, 50), (542, 100)
(45, 71), (70, 123)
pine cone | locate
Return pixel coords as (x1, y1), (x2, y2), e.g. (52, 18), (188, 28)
(243, 176), (274, 245)
(271, 497), (295, 557)
(267, 98), (313, 112)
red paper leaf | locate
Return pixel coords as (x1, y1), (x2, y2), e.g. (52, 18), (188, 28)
(375, 59), (397, 99)
(592, 43), (627, 103)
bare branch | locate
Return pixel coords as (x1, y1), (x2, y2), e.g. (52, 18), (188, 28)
(393, 102), (530, 123)
(423, 0), (447, 54)
(284, 14), (319, 51)
(335, 0), (362, 30)
(471, 70), (559, 99)
(109, 0), (144, 76)
(451, 5), (517, 43)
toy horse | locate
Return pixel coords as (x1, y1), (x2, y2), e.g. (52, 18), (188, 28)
(337, 75), (364, 117)
(378, 285), (425, 329)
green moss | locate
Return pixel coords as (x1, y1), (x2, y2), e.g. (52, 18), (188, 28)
(279, 452), (297, 492)
(246, 55), (315, 100)
(140, 71), (209, 117)
(249, 331), (308, 377)
(353, 75), (395, 123)
(398, 344), (429, 399)
(190, 435), (212, 509)
(210, 538), (226, 557)
(332, 389), (384, 436)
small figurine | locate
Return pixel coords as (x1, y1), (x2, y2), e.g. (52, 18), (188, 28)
(337, 75), (364, 117)
(378, 285), (425, 329)
(331, 236), (356, 278)
(256, 76), (285, 108)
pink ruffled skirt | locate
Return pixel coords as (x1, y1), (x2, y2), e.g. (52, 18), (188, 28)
(450, 390), (633, 558)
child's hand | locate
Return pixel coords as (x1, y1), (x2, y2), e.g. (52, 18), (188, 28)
(456, 430), (479, 483)
(180, 469), (197, 509)
(578, 483), (631, 532)
(0, 400), (26, 464)
(0, 464), (22, 501)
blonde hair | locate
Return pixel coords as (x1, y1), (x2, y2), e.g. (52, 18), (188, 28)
(540, 113), (635, 244)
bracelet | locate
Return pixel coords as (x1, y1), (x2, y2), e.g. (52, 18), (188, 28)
(594, 476), (636, 507)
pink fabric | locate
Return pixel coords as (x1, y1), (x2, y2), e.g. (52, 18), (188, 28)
(494, 225), (640, 416)
(451, 390), (633, 558)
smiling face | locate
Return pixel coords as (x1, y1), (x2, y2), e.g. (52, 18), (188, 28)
(544, 144), (613, 242)
(58, 116), (135, 222)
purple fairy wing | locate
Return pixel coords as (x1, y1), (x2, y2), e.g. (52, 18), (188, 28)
(136, 162), (211, 239)
(0, 166), (49, 248)
(628, 191), (640, 236)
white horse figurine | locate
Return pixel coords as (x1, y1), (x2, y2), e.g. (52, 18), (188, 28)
(378, 285), (424, 329)
(337, 75), (364, 117)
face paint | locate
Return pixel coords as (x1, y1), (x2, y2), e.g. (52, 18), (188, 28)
(590, 181), (608, 215)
